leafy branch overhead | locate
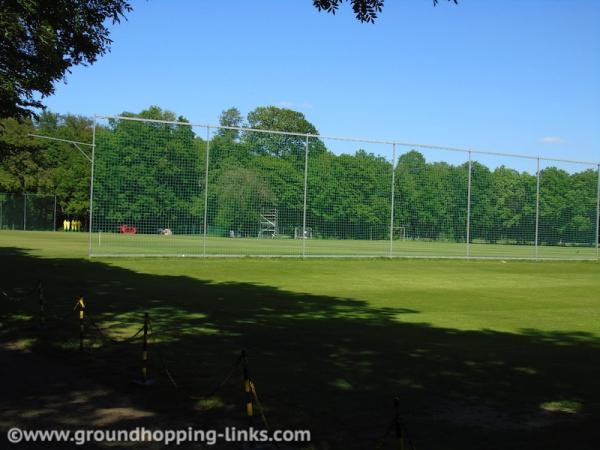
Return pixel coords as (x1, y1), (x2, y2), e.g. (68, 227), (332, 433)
(0, 0), (132, 119)
(313, 0), (458, 23)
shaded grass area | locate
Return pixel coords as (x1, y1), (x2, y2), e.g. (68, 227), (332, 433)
(1, 231), (600, 449)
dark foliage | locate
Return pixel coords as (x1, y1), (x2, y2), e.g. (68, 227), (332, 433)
(0, 0), (132, 119)
(313, 0), (458, 23)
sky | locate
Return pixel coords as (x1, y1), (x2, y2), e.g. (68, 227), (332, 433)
(44, 0), (600, 167)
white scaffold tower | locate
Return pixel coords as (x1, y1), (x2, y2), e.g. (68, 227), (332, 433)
(258, 208), (278, 238)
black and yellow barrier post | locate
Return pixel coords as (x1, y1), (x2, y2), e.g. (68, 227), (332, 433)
(74, 297), (85, 351)
(394, 397), (405, 450)
(133, 313), (155, 386)
(37, 281), (45, 329)
(241, 350), (254, 428)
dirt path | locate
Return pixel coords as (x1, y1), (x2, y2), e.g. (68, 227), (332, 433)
(0, 341), (172, 449)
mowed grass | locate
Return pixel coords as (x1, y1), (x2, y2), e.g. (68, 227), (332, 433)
(1, 230), (600, 449)
(88, 231), (599, 259)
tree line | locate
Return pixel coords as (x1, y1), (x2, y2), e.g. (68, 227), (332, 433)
(1, 106), (598, 245)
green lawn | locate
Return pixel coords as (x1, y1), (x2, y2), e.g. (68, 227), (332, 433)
(1, 230), (600, 449)
(88, 231), (599, 259)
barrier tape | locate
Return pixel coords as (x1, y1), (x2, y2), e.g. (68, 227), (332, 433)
(201, 354), (243, 399)
(249, 380), (276, 438)
(6, 290), (293, 446)
(87, 318), (145, 346)
(129, 335), (275, 433)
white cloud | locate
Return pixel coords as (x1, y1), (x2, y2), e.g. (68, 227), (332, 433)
(539, 136), (567, 145)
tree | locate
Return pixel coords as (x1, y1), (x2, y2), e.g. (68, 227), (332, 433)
(3, 103), (595, 247)
(312, 0), (458, 23)
(93, 107), (202, 233)
(253, 154), (304, 235)
(0, 117), (41, 190)
(36, 111), (93, 218)
(307, 149), (391, 239)
(214, 166), (275, 236)
(0, 111), (93, 228)
(0, 0), (132, 119)
(566, 169), (597, 245)
(539, 167), (571, 245)
(217, 107), (243, 140)
(394, 150), (426, 238)
(208, 107), (250, 171)
(491, 166), (536, 244)
(243, 106), (325, 161)
(469, 161), (497, 243)
(246, 106), (318, 136)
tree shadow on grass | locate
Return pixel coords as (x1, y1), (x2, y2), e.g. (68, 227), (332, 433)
(1, 247), (599, 449)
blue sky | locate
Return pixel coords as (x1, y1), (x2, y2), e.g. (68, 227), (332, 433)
(45, 0), (600, 165)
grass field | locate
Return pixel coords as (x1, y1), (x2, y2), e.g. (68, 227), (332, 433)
(89, 231), (599, 259)
(1, 230), (600, 449)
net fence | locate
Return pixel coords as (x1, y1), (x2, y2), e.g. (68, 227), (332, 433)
(90, 115), (600, 259)
(0, 193), (57, 231)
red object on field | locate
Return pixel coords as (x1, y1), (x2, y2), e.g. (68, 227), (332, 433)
(119, 224), (137, 234)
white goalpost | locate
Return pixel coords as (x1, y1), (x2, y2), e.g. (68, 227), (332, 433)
(294, 227), (312, 239)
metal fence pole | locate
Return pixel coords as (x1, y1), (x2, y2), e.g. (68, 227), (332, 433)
(596, 164), (600, 260)
(535, 157), (541, 259)
(389, 143), (396, 258)
(466, 151), (472, 257)
(88, 116), (96, 255)
(203, 127), (210, 257)
(23, 193), (26, 230)
(302, 134), (309, 258)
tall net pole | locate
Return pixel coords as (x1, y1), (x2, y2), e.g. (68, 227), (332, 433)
(389, 143), (396, 258)
(203, 126), (210, 257)
(89, 116), (96, 256)
(466, 151), (472, 257)
(535, 157), (541, 259)
(302, 134), (309, 258)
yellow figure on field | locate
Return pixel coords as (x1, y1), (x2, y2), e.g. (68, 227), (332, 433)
(63, 219), (68, 231)
(74, 220), (80, 232)
(67, 220), (71, 231)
